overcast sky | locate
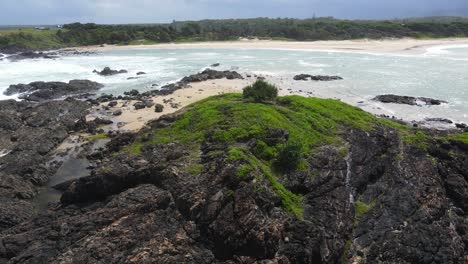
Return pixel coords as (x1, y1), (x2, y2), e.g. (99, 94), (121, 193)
(1, 0), (467, 25)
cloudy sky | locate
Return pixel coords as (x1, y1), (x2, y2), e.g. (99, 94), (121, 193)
(1, 0), (467, 25)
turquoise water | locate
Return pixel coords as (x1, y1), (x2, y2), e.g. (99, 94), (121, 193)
(0, 46), (467, 123)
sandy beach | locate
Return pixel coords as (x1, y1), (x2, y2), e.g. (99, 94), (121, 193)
(88, 78), (256, 131)
(77, 38), (468, 55)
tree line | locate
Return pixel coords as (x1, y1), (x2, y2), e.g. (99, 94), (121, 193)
(2, 17), (468, 51)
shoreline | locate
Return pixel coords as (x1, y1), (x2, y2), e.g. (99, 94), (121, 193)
(87, 77), (462, 133)
(75, 37), (468, 55)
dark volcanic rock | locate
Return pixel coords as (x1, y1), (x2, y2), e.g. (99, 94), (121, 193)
(181, 69), (243, 83)
(293, 74), (343, 81)
(154, 103), (164, 113)
(133, 101), (146, 110)
(136, 71), (146, 75)
(0, 108), (465, 264)
(93, 67), (128, 76)
(373, 94), (448, 106)
(211, 63), (220, 67)
(0, 98), (90, 232)
(4, 80), (104, 102)
(455, 123), (467, 129)
(425, 118), (453, 124)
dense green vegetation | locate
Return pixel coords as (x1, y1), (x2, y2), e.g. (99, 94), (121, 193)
(243, 80), (278, 103)
(122, 92), (412, 218)
(2, 17), (468, 51)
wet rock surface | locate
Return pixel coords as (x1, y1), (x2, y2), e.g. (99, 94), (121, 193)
(0, 98), (90, 232)
(0, 109), (465, 264)
(373, 94), (448, 106)
(293, 74), (343, 81)
(4, 80), (104, 102)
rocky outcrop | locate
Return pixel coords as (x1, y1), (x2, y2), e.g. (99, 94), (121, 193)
(93, 67), (128, 76)
(0, 106), (465, 264)
(90, 69), (244, 103)
(293, 74), (343, 81)
(373, 94), (448, 106)
(0, 98), (90, 233)
(5, 51), (59, 61)
(181, 69), (243, 83)
(4, 80), (104, 102)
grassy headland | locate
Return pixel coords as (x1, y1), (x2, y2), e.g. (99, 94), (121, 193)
(122, 92), (413, 218)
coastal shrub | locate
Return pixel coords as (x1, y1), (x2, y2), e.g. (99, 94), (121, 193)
(274, 141), (304, 171)
(243, 80), (278, 102)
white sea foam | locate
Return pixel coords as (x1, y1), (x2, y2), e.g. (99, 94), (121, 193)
(0, 47), (467, 123)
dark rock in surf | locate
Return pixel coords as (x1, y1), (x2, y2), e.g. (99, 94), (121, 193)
(455, 123), (467, 129)
(136, 72), (146, 75)
(425, 118), (453, 124)
(4, 80), (104, 102)
(293, 74), (343, 81)
(93, 67), (128, 76)
(6, 51), (59, 61)
(373, 94), (448, 106)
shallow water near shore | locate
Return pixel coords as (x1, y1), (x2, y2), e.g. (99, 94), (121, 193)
(32, 139), (109, 212)
(0, 45), (467, 123)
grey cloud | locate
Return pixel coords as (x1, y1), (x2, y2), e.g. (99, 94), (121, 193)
(0, 0), (467, 25)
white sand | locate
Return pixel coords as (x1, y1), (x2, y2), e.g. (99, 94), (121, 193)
(87, 79), (257, 131)
(78, 38), (468, 55)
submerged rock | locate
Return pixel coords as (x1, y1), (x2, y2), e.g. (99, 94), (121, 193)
(373, 94), (448, 106)
(4, 80), (104, 102)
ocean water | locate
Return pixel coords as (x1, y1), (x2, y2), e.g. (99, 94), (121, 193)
(0, 45), (467, 123)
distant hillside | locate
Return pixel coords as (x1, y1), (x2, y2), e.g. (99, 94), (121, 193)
(1, 16), (468, 52)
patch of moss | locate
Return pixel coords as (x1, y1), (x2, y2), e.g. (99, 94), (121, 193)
(450, 132), (468, 144)
(252, 140), (278, 161)
(185, 163), (204, 176)
(227, 147), (247, 161)
(241, 151), (303, 218)
(354, 200), (376, 224)
(85, 133), (108, 141)
(236, 164), (252, 179)
(403, 131), (431, 150)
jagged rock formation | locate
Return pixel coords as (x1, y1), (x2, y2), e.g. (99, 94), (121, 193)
(4, 80), (104, 102)
(0, 94), (465, 264)
(0, 98), (90, 233)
